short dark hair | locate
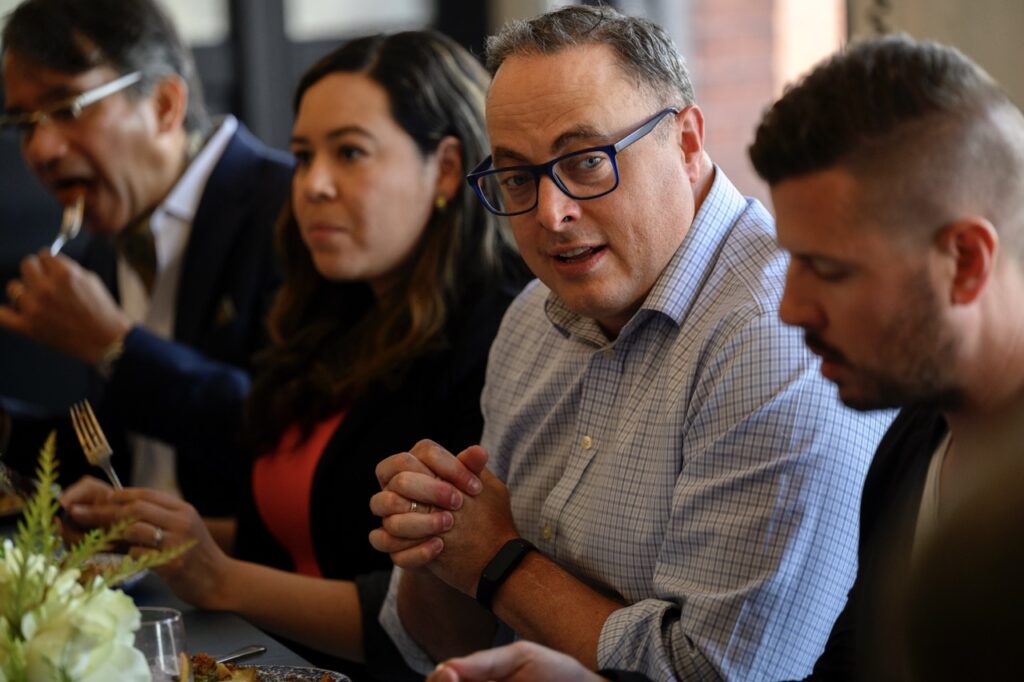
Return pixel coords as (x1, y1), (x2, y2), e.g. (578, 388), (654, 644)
(2, 0), (211, 135)
(485, 4), (694, 108)
(750, 35), (1024, 249)
(749, 35), (1012, 184)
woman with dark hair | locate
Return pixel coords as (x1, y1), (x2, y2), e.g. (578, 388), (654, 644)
(62, 30), (525, 678)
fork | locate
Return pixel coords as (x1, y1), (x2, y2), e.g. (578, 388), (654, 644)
(215, 644), (267, 665)
(50, 195), (85, 256)
(70, 399), (123, 489)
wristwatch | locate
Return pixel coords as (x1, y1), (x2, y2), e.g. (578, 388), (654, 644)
(476, 538), (536, 611)
(95, 336), (125, 381)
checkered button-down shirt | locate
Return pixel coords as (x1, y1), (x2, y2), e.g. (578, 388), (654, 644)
(381, 171), (892, 681)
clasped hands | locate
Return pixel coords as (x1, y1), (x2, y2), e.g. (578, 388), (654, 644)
(369, 439), (520, 597)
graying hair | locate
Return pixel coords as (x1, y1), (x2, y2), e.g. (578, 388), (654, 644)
(485, 4), (694, 107)
(2, 0), (212, 136)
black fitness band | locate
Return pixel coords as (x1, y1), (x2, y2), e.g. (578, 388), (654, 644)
(475, 538), (536, 611)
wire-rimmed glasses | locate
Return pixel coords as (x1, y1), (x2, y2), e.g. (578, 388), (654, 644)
(467, 107), (679, 217)
(0, 70), (142, 136)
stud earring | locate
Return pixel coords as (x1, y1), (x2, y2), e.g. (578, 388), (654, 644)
(434, 195), (447, 211)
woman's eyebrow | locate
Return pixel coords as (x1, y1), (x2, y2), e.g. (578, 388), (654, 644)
(290, 125), (374, 146)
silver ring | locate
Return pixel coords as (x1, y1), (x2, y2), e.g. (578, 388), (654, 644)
(152, 526), (164, 549)
(409, 501), (420, 513)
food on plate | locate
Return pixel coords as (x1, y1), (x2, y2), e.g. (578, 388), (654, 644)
(189, 653), (341, 681)
(190, 653), (257, 682)
(0, 490), (24, 516)
(180, 652), (191, 682)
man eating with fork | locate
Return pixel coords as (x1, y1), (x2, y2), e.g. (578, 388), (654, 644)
(0, 0), (291, 520)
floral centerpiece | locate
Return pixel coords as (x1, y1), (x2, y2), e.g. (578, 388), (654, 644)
(0, 435), (190, 682)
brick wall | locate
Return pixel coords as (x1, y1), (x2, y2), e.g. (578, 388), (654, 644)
(690, 0), (777, 206)
(686, 0), (844, 209)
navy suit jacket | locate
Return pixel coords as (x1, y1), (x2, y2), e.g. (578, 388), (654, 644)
(4, 123), (292, 515)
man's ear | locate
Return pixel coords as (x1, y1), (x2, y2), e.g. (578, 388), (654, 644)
(675, 105), (705, 184)
(936, 218), (998, 305)
(151, 74), (188, 134)
(432, 135), (464, 204)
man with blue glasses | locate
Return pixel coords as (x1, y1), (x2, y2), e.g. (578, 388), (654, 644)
(467, 106), (678, 218)
(371, 6), (892, 681)
(0, 0), (291, 518)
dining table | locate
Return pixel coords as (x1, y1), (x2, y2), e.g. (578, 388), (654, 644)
(127, 570), (312, 667)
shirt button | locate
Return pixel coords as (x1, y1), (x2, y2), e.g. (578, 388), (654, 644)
(542, 524), (553, 541)
(581, 435), (593, 450)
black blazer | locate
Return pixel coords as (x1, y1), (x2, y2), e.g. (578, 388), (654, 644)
(232, 282), (522, 680)
(805, 407), (947, 681)
(4, 123), (292, 516)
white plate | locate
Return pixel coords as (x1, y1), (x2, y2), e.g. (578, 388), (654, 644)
(82, 552), (149, 590)
(235, 665), (349, 681)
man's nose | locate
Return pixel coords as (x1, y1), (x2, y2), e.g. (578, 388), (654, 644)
(534, 175), (581, 232)
(779, 266), (826, 331)
(22, 121), (69, 170)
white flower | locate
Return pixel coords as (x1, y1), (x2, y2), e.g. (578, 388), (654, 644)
(5, 554), (149, 682)
(0, 439), (187, 681)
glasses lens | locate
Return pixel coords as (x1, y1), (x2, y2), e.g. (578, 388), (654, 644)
(553, 150), (616, 199)
(0, 114), (31, 135)
(1, 101), (80, 137)
(48, 101), (81, 124)
(476, 169), (536, 215)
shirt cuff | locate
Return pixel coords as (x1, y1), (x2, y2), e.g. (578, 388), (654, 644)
(378, 567), (441, 675)
(597, 598), (718, 680)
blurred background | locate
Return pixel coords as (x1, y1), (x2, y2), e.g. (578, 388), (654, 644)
(0, 0), (1021, 407)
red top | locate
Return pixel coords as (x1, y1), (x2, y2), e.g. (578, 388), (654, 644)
(251, 412), (345, 577)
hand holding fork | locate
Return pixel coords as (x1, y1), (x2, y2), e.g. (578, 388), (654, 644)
(70, 399), (122, 489)
(4, 195), (85, 310)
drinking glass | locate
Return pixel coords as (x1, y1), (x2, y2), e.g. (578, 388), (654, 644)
(135, 607), (187, 681)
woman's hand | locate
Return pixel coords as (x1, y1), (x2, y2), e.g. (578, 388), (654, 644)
(60, 476), (234, 610)
(57, 475), (115, 545)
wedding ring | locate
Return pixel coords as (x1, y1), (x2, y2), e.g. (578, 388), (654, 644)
(7, 281), (25, 308)
(408, 501), (435, 514)
(152, 526), (164, 549)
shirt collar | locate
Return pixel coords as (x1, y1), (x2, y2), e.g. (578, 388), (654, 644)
(158, 115), (238, 224)
(544, 167), (750, 346)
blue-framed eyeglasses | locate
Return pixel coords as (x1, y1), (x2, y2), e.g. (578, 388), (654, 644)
(0, 71), (143, 136)
(466, 107), (679, 217)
